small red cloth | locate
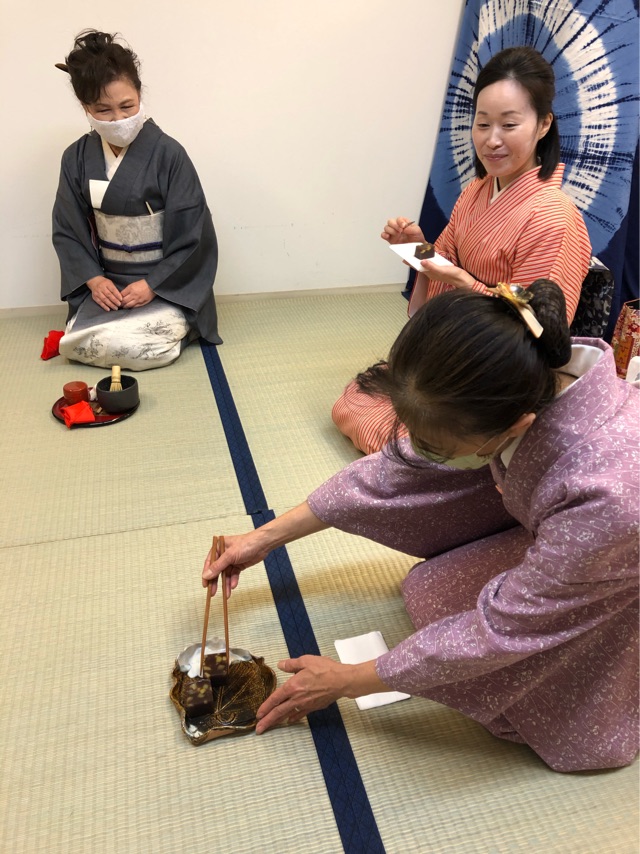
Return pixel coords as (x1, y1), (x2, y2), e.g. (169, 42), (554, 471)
(61, 400), (96, 428)
(41, 330), (65, 360)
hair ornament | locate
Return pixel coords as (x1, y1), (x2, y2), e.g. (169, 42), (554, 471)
(55, 63), (70, 73)
(488, 282), (543, 338)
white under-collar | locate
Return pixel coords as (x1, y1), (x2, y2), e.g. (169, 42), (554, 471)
(102, 136), (129, 180)
(559, 343), (605, 380)
(88, 140), (131, 209)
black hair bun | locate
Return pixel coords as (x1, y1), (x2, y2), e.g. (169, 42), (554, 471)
(528, 278), (572, 368)
(62, 29), (141, 105)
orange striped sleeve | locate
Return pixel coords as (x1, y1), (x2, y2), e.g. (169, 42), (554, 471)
(331, 379), (406, 455)
(428, 174), (591, 319)
(506, 200), (591, 321)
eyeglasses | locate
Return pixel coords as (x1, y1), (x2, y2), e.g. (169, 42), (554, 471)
(410, 431), (511, 465)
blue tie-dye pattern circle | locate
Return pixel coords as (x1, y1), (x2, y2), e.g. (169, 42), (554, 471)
(430, 0), (639, 256)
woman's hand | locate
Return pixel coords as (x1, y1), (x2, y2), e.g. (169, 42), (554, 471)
(86, 275), (122, 311)
(255, 657), (387, 733)
(120, 279), (155, 309)
(202, 502), (330, 596)
(202, 530), (274, 596)
(420, 259), (475, 290)
(381, 217), (425, 245)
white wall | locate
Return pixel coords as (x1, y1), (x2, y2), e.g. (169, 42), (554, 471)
(0, 1), (464, 309)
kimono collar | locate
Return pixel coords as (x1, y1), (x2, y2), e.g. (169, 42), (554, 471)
(102, 135), (128, 180)
(499, 343), (604, 467)
(85, 120), (163, 216)
(488, 163), (565, 200)
(492, 340), (632, 522)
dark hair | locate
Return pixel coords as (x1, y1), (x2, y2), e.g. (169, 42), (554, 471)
(356, 279), (571, 450)
(473, 46), (560, 181)
(62, 29), (141, 105)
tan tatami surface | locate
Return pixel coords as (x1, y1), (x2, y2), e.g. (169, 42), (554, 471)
(0, 294), (637, 853)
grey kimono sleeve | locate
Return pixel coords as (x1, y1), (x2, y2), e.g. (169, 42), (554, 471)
(144, 144), (218, 313)
(52, 149), (103, 303)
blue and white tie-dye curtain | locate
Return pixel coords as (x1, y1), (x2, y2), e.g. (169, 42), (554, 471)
(412, 0), (639, 339)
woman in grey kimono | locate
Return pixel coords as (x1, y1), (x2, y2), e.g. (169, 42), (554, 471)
(203, 280), (639, 772)
(53, 30), (221, 370)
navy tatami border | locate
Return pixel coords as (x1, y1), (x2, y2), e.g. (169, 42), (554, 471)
(200, 341), (385, 854)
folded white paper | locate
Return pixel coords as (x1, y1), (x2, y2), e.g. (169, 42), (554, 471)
(389, 241), (454, 273)
(334, 630), (410, 710)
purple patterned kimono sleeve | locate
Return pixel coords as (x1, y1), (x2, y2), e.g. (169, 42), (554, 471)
(376, 457), (639, 694)
(307, 438), (516, 559)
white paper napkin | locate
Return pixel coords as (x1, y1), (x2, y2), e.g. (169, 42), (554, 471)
(334, 630), (410, 710)
(389, 241), (454, 273)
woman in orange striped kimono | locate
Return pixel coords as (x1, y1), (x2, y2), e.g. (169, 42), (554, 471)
(333, 47), (591, 456)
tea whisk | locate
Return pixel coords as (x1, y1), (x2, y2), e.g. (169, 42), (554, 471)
(109, 365), (122, 392)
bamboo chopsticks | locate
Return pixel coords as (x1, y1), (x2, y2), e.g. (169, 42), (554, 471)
(221, 536), (230, 670)
(199, 535), (230, 678)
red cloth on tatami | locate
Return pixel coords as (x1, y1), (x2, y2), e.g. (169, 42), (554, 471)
(40, 330), (64, 360)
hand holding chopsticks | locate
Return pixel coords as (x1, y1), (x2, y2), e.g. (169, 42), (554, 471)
(199, 535), (230, 679)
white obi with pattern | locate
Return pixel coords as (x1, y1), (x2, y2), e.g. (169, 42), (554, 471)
(94, 209), (165, 265)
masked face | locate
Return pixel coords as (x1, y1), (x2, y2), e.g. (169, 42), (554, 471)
(411, 432), (513, 470)
(87, 104), (146, 147)
(84, 78), (145, 148)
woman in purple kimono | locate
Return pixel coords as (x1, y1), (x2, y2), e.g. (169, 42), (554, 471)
(203, 280), (639, 772)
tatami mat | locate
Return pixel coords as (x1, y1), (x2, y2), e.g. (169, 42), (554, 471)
(1, 294), (638, 853)
(216, 292), (408, 505)
(0, 515), (341, 854)
(0, 314), (244, 547)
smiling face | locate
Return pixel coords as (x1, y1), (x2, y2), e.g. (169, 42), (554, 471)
(472, 78), (552, 190)
(84, 77), (140, 121)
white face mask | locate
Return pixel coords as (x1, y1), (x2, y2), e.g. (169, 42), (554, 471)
(87, 103), (146, 147)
